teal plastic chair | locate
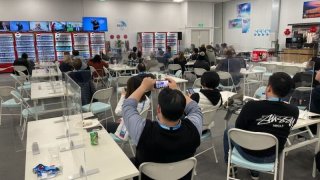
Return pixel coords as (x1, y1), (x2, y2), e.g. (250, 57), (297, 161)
(11, 90), (42, 140)
(175, 70), (182, 78)
(253, 86), (266, 100)
(10, 73), (31, 97)
(0, 86), (30, 126)
(82, 88), (115, 122)
(227, 128), (279, 180)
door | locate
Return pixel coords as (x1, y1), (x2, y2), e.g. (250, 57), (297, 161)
(191, 30), (210, 48)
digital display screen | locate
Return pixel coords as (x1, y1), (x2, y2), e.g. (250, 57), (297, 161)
(10, 21), (30, 32)
(30, 21), (51, 32)
(0, 21), (10, 31)
(82, 17), (108, 32)
(66, 22), (83, 32)
(51, 21), (67, 31)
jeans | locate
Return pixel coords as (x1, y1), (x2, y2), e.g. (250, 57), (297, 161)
(223, 126), (275, 176)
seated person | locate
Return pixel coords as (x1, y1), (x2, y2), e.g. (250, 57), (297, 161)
(13, 53), (32, 75)
(137, 63), (147, 74)
(173, 52), (187, 75)
(190, 71), (222, 112)
(206, 45), (217, 65)
(137, 51), (144, 64)
(128, 47), (138, 60)
(87, 55), (109, 77)
(59, 54), (74, 72)
(100, 50), (110, 61)
(309, 71), (320, 134)
(223, 72), (299, 179)
(216, 48), (242, 85)
(194, 52), (210, 71)
(122, 77), (202, 180)
(72, 50), (87, 70)
(190, 48), (199, 61)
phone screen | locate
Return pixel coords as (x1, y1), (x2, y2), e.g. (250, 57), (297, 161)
(309, 115), (320, 120)
(187, 88), (195, 94)
(154, 80), (169, 89)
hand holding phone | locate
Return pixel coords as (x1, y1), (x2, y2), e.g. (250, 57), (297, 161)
(186, 88), (195, 95)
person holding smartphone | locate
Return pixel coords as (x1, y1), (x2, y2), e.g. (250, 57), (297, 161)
(309, 70), (320, 134)
(122, 77), (202, 180)
(189, 71), (222, 112)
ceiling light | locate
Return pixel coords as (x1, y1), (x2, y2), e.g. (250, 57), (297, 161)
(98, 0), (106, 2)
(173, 0), (184, 2)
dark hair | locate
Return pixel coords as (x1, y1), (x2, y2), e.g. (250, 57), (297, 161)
(158, 88), (186, 121)
(133, 47), (137, 52)
(125, 76), (146, 102)
(64, 51), (70, 55)
(199, 46), (206, 53)
(72, 50), (80, 56)
(72, 58), (82, 70)
(92, 55), (102, 63)
(21, 53), (28, 59)
(268, 72), (293, 98)
(201, 71), (220, 89)
(167, 46), (171, 52)
(193, 48), (199, 54)
(137, 51), (142, 58)
(224, 48), (234, 58)
(137, 63), (146, 72)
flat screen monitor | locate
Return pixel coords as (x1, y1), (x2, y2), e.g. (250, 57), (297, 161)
(66, 22), (83, 32)
(51, 21), (67, 31)
(82, 17), (108, 32)
(10, 21), (30, 32)
(0, 21), (10, 31)
(30, 21), (51, 32)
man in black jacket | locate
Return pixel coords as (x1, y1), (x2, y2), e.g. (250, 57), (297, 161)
(13, 53), (31, 75)
(223, 72), (299, 180)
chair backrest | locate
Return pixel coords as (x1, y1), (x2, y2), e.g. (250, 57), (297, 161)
(253, 86), (266, 99)
(217, 71), (232, 80)
(194, 68), (207, 77)
(228, 128), (278, 152)
(140, 108), (149, 119)
(10, 74), (24, 86)
(14, 66), (27, 72)
(192, 78), (202, 88)
(17, 70), (29, 81)
(139, 157), (197, 180)
(289, 86), (313, 110)
(92, 88), (113, 102)
(103, 67), (110, 77)
(282, 66), (301, 76)
(149, 67), (160, 72)
(0, 86), (16, 101)
(117, 76), (131, 86)
(89, 66), (101, 78)
(252, 66), (267, 72)
(202, 109), (218, 130)
(168, 64), (181, 71)
(264, 64), (278, 73)
(175, 70), (182, 78)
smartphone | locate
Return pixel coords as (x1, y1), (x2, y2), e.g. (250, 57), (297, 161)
(309, 115), (320, 120)
(154, 80), (169, 89)
(187, 88), (195, 94)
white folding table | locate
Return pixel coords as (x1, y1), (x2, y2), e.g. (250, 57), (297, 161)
(109, 64), (137, 77)
(25, 113), (139, 180)
(32, 68), (62, 79)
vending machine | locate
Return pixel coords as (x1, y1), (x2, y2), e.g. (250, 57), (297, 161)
(54, 32), (73, 61)
(14, 32), (36, 62)
(154, 32), (166, 55)
(72, 32), (90, 59)
(0, 33), (16, 72)
(166, 32), (179, 55)
(89, 32), (106, 57)
(35, 33), (55, 62)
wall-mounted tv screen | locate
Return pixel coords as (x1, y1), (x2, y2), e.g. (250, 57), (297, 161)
(51, 21), (67, 31)
(10, 21), (30, 32)
(30, 21), (51, 31)
(0, 21), (10, 31)
(67, 22), (83, 32)
(82, 17), (108, 32)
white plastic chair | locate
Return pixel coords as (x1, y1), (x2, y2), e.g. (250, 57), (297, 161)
(168, 64), (181, 75)
(0, 86), (29, 126)
(13, 65), (29, 75)
(253, 86), (266, 100)
(10, 73), (31, 97)
(82, 88), (115, 122)
(227, 128), (279, 180)
(217, 71), (238, 92)
(103, 66), (115, 87)
(175, 70), (182, 78)
(89, 66), (107, 88)
(116, 76), (131, 102)
(192, 78), (202, 89)
(139, 157), (197, 180)
(11, 90), (42, 140)
(194, 110), (218, 163)
(282, 66), (301, 77)
(194, 68), (207, 77)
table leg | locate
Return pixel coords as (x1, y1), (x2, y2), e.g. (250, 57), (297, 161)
(34, 100), (38, 121)
(312, 123), (320, 177)
(183, 83), (186, 92)
(279, 151), (285, 180)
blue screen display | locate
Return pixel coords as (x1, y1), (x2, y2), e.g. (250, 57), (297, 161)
(10, 21), (30, 32)
(51, 22), (67, 31)
(82, 17), (108, 32)
(66, 22), (83, 32)
(30, 21), (51, 32)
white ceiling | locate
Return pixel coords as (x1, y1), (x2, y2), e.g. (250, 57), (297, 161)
(93, 0), (230, 3)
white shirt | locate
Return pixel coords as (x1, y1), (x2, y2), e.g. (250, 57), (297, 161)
(115, 94), (150, 116)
